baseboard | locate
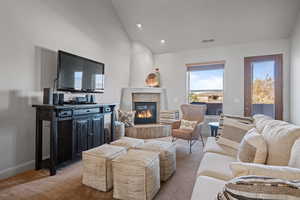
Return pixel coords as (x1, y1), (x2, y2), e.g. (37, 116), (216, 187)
(0, 160), (35, 180)
(0, 156), (50, 180)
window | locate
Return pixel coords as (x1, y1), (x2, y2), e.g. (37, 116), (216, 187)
(94, 74), (104, 89)
(74, 71), (83, 90)
(187, 62), (225, 115)
(244, 55), (283, 119)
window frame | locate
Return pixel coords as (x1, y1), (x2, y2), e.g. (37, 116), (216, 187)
(186, 61), (225, 104)
(244, 54), (283, 120)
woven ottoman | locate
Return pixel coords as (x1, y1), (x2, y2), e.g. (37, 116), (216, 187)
(110, 136), (144, 150)
(82, 144), (126, 192)
(137, 140), (176, 181)
(112, 149), (160, 200)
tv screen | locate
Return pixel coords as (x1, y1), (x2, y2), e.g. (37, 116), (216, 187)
(57, 51), (104, 93)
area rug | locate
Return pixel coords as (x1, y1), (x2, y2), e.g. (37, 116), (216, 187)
(0, 138), (205, 200)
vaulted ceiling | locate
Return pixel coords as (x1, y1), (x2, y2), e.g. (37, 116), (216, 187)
(112, 0), (300, 54)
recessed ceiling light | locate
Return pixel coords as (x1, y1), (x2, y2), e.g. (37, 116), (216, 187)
(202, 39), (215, 43)
(136, 23), (142, 29)
(160, 39), (166, 44)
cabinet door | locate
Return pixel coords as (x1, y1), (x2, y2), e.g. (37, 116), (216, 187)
(74, 119), (89, 155)
(90, 115), (104, 148)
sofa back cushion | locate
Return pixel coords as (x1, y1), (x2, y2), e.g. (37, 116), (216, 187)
(253, 114), (272, 132)
(262, 124), (300, 166)
(237, 128), (267, 164)
(289, 139), (300, 168)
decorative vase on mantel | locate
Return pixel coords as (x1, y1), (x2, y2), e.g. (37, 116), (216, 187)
(145, 68), (160, 87)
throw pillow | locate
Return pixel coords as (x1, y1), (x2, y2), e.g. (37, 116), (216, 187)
(118, 110), (135, 127)
(218, 117), (254, 143)
(289, 139), (300, 168)
(237, 128), (267, 164)
(179, 119), (197, 130)
(217, 176), (300, 200)
(230, 162), (300, 180)
(262, 124), (300, 166)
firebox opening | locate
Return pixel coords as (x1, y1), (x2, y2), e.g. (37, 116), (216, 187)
(134, 102), (157, 124)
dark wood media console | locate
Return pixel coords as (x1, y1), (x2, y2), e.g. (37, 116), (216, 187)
(32, 104), (116, 176)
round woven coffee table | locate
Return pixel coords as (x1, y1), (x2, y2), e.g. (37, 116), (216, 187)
(125, 124), (171, 139)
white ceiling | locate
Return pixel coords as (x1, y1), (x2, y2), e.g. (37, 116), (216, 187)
(112, 0), (300, 54)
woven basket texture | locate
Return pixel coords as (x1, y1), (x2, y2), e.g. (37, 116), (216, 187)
(137, 140), (176, 181)
(82, 144), (126, 192)
(125, 124), (171, 139)
(112, 149), (160, 200)
(111, 136), (144, 150)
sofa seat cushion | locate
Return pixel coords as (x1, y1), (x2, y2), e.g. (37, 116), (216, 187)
(197, 152), (236, 181)
(191, 176), (226, 200)
(262, 124), (300, 165)
(204, 137), (237, 158)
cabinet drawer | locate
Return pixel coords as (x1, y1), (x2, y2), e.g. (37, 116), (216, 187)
(74, 108), (100, 116)
(58, 110), (72, 118)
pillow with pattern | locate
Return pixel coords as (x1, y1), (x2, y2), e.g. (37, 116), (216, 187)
(179, 119), (197, 130)
(118, 110), (135, 127)
(217, 176), (300, 200)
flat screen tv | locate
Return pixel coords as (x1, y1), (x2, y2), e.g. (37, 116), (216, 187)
(57, 51), (104, 93)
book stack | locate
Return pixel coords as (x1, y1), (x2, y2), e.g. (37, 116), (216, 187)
(159, 110), (180, 125)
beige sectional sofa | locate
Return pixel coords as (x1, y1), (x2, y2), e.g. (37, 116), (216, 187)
(191, 114), (300, 200)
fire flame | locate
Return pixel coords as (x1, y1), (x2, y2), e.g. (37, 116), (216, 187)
(137, 110), (153, 119)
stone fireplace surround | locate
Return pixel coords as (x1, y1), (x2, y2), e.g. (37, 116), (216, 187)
(120, 88), (168, 124)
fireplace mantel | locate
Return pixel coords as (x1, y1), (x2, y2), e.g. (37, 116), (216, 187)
(120, 87), (168, 112)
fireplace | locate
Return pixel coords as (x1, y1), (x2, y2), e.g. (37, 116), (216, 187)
(134, 102), (157, 124)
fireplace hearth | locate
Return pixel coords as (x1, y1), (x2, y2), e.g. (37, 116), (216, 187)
(134, 102), (157, 124)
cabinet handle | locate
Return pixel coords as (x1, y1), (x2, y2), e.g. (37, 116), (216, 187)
(89, 133), (94, 136)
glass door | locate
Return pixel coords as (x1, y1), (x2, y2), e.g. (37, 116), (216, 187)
(244, 55), (283, 119)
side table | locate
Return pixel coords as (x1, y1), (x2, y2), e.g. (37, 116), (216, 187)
(208, 122), (219, 137)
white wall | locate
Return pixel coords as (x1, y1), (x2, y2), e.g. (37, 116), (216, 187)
(129, 42), (154, 87)
(0, 0), (131, 178)
(291, 13), (300, 125)
(154, 39), (290, 120)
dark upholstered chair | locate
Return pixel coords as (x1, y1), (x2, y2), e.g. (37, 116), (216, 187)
(171, 104), (207, 153)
